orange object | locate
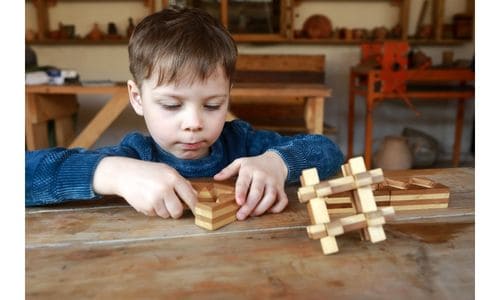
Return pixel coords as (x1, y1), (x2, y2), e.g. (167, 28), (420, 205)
(348, 41), (474, 168)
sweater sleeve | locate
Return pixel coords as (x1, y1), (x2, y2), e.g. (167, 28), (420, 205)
(230, 120), (344, 183)
(25, 134), (146, 206)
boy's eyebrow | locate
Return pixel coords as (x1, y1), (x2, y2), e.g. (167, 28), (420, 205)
(152, 92), (229, 101)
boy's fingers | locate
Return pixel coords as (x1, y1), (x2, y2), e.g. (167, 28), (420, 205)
(269, 189), (289, 213)
(214, 159), (241, 180)
(237, 178), (265, 220)
(175, 181), (198, 212)
(234, 170), (251, 206)
(251, 185), (277, 216)
(154, 200), (170, 219)
(163, 190), (184, 219)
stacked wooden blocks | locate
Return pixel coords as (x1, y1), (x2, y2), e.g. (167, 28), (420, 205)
(325, 176), (450, 214)
(193, 182), (239, 231)
(298, 157), (395, 255)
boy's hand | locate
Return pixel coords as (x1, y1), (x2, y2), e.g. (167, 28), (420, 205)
(214, 151), (288, 220)
(93, 157), (197, 218)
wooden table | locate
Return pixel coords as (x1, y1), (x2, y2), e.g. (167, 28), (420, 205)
(25, 83), (331, 150)
(347, 67), (475, 168)
(26, 168), (474, 299)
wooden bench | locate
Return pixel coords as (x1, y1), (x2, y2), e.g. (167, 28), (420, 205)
(231, 54), (332, 134)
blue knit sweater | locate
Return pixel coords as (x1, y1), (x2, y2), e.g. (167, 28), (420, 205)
(25, 120), (344, 206)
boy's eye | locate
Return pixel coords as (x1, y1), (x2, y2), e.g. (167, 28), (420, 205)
(161, 104), (181, 110)
(204, 104), (221, 111)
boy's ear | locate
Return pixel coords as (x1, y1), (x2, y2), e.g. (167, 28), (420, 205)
(127, 80), (144, 116)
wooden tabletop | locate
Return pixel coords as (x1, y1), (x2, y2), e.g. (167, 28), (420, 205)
(26, 168), (474, 299)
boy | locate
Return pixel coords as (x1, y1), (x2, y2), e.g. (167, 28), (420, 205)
(25, 7), (344, 221)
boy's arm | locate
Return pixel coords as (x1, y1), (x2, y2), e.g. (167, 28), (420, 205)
(214, 120), (344, 220)
(25, 146), (131, 206)
(26, 137), (197, 217)
(235, 120), (345, 182)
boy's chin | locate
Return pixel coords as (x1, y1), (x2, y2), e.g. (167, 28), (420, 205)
(173, 149), (209, 160)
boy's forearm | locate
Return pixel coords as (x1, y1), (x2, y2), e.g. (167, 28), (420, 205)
(93, 156), (125, 196)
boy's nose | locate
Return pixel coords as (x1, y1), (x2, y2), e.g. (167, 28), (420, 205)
(182, 110), (203, 131)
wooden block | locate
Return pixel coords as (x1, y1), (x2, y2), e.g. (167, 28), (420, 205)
(217, 194), (236, 203)
(344, 157), (378, 213)
(328, 176), (356, 194)
(352, 186), (378, 213)
(301, 168), (320, 186)
(366, 216), (386, 227)
(326, 220), (344, 236)
(198, 187), (215, 200)
(297, 185), (316, 203)
(410, 177), (436, 188)
(315, 182), (332, 197)
(341, 163), (349, 177)
(368, 168), (384, 184)
(346, 157), (367, 174)
(307, 224), (328, 240)
(320, 236), (339, 255)
(327, 207), (356, 215)
(339, 213), (367, 232)
(307, 198), (330, 224)
(195, 206), (238, 224)
(367, 225), (386, 243)
(354, 172), (373, 187)
(194, 202), (238, 219)
(379, 206), (395, 217)
(213, 182), (235, 193)
(195, 214), (237, 230)
(392, 203), (448, 211)
(384, 178), (409, 190)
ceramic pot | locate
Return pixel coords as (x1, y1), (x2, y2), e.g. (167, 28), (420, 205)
(374, 136), (412, 170)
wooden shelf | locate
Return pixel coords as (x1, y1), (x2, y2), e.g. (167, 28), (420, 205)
(27, 38), (470, 46)
(27, 38), (129, 45)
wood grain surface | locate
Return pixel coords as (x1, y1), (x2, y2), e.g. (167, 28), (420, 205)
(26, 168), (474, 299)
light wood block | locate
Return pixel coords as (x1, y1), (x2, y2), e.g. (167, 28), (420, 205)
(307, 198), (331, 224)
(319, 237), (339, 255)
(307, 224), (328, 240)
(301, 168), (320, 186)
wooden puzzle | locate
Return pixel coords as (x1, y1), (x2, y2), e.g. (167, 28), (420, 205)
(298, 157), (395, 255)
(191, 182), (239, 231)
(324, 176), (450, 214)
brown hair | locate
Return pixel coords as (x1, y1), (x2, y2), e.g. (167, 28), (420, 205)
(128, 6), (238, 88)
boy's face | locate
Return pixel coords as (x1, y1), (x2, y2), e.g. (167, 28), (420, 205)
(128, 67), (230, 160)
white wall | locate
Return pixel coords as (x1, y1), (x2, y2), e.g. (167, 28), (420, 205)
(26, 0), (475, 159)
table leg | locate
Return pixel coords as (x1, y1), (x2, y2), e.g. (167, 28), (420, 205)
(25, 93), (49, 150)
(364, 73), (376, 169)
(347, 70), (356, 158)
(452, 98), (465, 167)
(69, 92), (130, 149)
(305, 96), (325, 134)
(55, 117), (75, 147)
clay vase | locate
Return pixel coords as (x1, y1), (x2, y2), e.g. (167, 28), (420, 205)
(302, 14), (332, 39)
(374, 136), (412, 170)
(87, 23), (104, 40)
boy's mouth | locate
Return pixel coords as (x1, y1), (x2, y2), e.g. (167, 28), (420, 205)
(179, 141), (205, 151)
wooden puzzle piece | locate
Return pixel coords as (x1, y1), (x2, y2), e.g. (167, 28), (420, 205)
(192, 181), (239, 231)
(299, 157), (395, 254)
(325, 177), (449, 213)
(306, 207), (395, 249)
(297, 168), (384, 203)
